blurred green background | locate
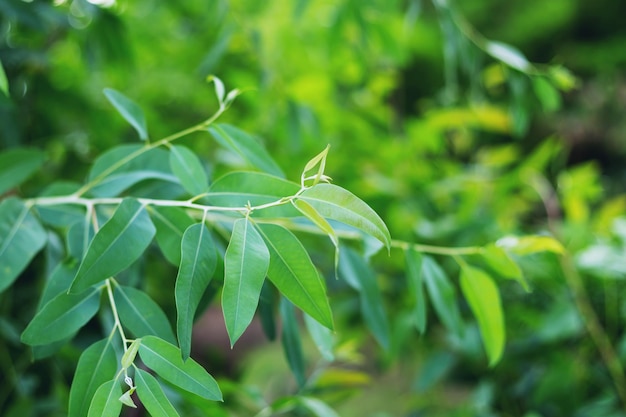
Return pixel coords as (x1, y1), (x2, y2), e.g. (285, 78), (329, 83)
(2, 0), (626, 416)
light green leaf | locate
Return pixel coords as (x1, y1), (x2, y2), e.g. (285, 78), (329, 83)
(496, 235), (565, 255)
(103, 88), (148, 141)
(87, 380), (122, 417)
(481, 244), (528, 290)
(0, 148), (45, 195)
(0, 198), (47, 293)
(280, 297), (306, 388)
(293, 199), (339, 252)
(135, 368), (180, 417)
(21, 287), (101, 345)
(485, 41), (530, 72)
(459, 264), (505, 366)
(208, 124), (284, 177)
(114, 285), (176, 344)
(148, 206), (194, 266)
(298, 397), (341, 417)
(119, 390), (137, 408)
(138, 336), (222, 401)
(121, 339), (141, 370)
(222, 218), (270, 347)
(532, 77), (561, 112)
(175, 223), (217, 359)
(0, 59), (7, 96)
(338, 247), (390, 350)
(298, 184), (390, 251)
(301, 144), (330, 186)
(405, 248), (427, 333)
(421, 256), (464, 337)
(71, 199), (156, 293)
(207, 75), (225, 103)
(256, 223), (333, 330)
(69, 338), (118, 417)
(207, 171), (299, 217)
(169, 145), (208, 196)
(304, 312), (335, 361)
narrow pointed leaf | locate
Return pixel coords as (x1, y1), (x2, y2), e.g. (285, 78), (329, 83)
(135, 368), (180, 417)
(104, 88), (148, 141)
(405, 249), (427, 333)
(175, 223), (217, 359)
(0, 148), (45, 195)
(138, 336), (222, 401)
(485, 41), (530, 72)
(208, 124), (284, 177)
(304, 313), (335, 361)
(481, 244), (528, 290)
(496, 235), (564, 255)
(280, 297), (306, 388)
(38, 261), (79, 310)
(121, 339), (142, 370)
(169, 145), (208, 196)
(222, 218), (270, 346)
(338, 247), (390, 350)
(207, 75), (225, 103)
(0, 197), (47, 293)
(258, 281), (277, 341)
(87, 380), (122, 417)
(0, 60), (7, 96)
(422, 256), (464, 337)
(114, 285), (176, 344)
(298, 184), (390, 250)
(148, 206), (194, 266)
(460, 264), (505, 366)
(69, 338), (118, 417)
(256, 223), (333, 330)
(293, 199), (339, 249)
(21, 288), (101, 345)
(298, 397), (341, 417)
(71, 199), (156, 293)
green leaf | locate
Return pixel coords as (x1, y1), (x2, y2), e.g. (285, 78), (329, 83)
(258, 281), (277, 341)
(169, 145), (209, 196)
(0, 148), (45, 195)
(256, 223), (333, 330)
(280, 297), (306, 388)
(459, 264), (505, 366)
(222, 218), (270, 346)
(303, 312), (335, 361)
(38, 261), (79, 310)
(114, 285), (176, 344)
(301, 144), (330, 187)
(69, 338), (118, 417)
(293, 199), (339, 254)
(21, 287), (101, 345)
(298, 397), (340, 417)
(485, 41), (530, 72)
(0, 198), (47, 293)
(207, 75), (225, 104)
(496, 235), (565, 255)
(532, 77), (561, 112)
(175, 223), (217, 359)
(104, 88), (149, 141)
(87, 380), (122, 417)
(119, 390), (137, 408)
(481, 244), (528, 290)
(71, 198), (156, 293)
(421, 256), (464, 337)
(208, 124), (284, 177)
(207, 171), (300, 217)
(138, 336), (222, 401)
(405, 248), (427, 334)
(121, 339), (142, 370)
(338, 247), (390, 350)
(135, 368), (180, 417)
(298, 184), (390, 251)
(148, 206), (194, 266)
(0, 59), (8, 96)
(67, 217), (95, 261)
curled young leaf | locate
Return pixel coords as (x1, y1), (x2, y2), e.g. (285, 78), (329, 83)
(103, 88), (149, 141)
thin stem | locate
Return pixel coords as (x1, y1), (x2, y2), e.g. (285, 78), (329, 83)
(105, 279), (128, 351)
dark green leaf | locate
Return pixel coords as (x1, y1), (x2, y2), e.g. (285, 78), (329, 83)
(69, 338), (118, 417)
(459, 264), (505, 365)
(169, 145), (209, 196)
(405, 248), (427, 333)
(176, 223), (217, 359)
(222, 218), (270, 346)
(208, 124), (284, 177)
(148, 206), (194, 266)
(21, 287), (101, 345)
(338, 247), (390, 350)
(104, 88), (149, 140)
(258, 281), (277, 341)
(422, 256), (464, 337)
(71, 199), (156, 293)
(298, 184), (390, 250)
(67, 218), (95, 261)
(0, 148), (45, 195)
(87, 380), (122, 417)
(138, 336), (222, 401)
(0, 197), (47, 293)
(256, 223), (333, 330)
(280, 297), (306, 388)
(114, 285), (176, 344)
(135, 368), (180, 417)
(37, 261), (78, 316)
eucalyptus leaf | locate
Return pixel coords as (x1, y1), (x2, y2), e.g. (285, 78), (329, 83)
(405, 248), (427, 333)
(87, 380), (122, 417)
(138, 336), (222, 401)
(421, 256), (464, 337)
(280, 297), (306, 388)
(0, 148), (45, 195)
(135, 368), (180, 417)
(169, 145), (209, 196)
(148, 206), (194, 266)
(496, 235), (564, 255)
(71, 199), (156, 293)
(481, 244), (528, 290)
(104, 88), (149, 141)
(222, 218), (270, 346)
(298, 397), (340, 417)
(304, 312), (335, 361)
(485, 41), (530, 72)
(175, 222), (217, 359)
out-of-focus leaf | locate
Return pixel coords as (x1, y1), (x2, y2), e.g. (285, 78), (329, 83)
(0, 60), (7, 96)
(0, 148), (45, 195)
(21, 288), (101, 345)
(69, 338), (118, 417)
(280, 297), (306, 388)
(496, 235), (564, 255)
(304, 312), (335, 361)
(176, 223), (217, 359)
(135, 368), (180, 417)
(104, 88), (148, 141)
(67, 218), (95, 261)
(421, 256), (464, 337)
(459, 264), (505, 366)
(71, 199), (155, 293)
(481, 244), (528, 290)
(532, 77), (561, 112)
(169, 145), (208, 196)
(485, 41), (530, 72)
(87, 380), (122, 417)
(256, 223), (333, 330)
(222, 218), (269, 346)
(298, 397), (340, 417)
(258, 281), (277, 341)
(148, 206), (194, 266)
(0, 197), (47, 293)
(405, 248), (427, 333)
